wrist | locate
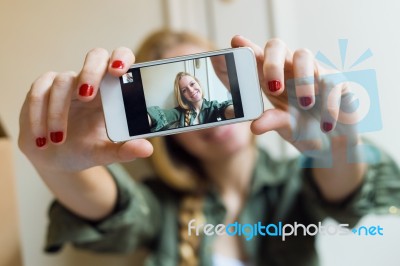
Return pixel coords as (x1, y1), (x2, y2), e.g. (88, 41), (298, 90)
(38, 165), (118, 221)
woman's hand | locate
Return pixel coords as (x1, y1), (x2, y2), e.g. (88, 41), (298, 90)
(231, 36), (361, 156)
(231, 36), (366, 202)
(18, 47), (154, 220)
(19, 47), (153, 174)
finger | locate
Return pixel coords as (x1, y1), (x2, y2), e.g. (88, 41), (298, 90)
(28, 71), (57, 148)
(77, 48), (109, 102)
(293, 49), (316, 110)
(108, 47), (135, 77)
(47, 71), (77, 144)
(118, 139), (154, 161)
(231, 35), (265, 85)
(250, 109), (292, 140)
(263, 39), (293, 95)
(231, 35), (264, 63)
(320, 78), (342, 133)
(100, 139), (154, 164)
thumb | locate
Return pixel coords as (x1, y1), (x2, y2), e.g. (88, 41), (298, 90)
(102, 139), (154, 164)
(251, 109), (292, 140)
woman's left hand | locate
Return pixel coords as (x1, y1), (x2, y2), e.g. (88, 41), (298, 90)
(231, 36), (366, 201)
(232, 36), (361, 158)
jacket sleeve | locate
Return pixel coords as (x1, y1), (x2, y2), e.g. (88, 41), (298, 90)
(301, 145), (400, 227)
(147, 106), (181, 132)
(45, 164), (162, 253)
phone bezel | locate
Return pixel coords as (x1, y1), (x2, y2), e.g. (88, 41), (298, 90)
(100, 47), (264, 142)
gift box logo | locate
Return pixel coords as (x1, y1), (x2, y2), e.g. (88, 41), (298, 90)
(315, 39), (382, 133)
(286, 39), (382, 167)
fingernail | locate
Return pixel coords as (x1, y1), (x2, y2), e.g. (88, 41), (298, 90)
(268, 80), (281, 92)
(111, 60), (124, 69)
(50, 131), (63, 143)
(322, 122), (333, 132)
(299, 96), (313, 107)
(36, 137), (47, 148)
(79, 84), (94, 97)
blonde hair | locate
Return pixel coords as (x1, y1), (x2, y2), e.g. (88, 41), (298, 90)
(135, 29), (213, 63)
(135, 29), (213, 266)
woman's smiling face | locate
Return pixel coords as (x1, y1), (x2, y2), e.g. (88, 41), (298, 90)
(179, 75), (203, 104)
(164, 43), (253, 162)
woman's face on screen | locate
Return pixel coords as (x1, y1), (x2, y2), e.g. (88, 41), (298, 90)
(163, 43), (253, 162)
(179, 75), (203, 104)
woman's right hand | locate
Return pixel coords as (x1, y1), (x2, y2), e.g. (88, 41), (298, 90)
(19, 47), (153, 174)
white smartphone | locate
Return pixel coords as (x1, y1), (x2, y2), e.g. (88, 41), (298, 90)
(100, 47), (263, 142)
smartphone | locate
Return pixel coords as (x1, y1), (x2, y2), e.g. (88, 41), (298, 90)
(100, 47), (263, 142)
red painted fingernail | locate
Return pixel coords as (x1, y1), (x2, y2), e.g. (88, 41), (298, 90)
(111, 60), (124, 69)
(299, 96), (313, 107)
(36, 137), (47, 148)
(268, 80), (281, 92)
(322, 122), (333, 132)
(79, 84), (94, 97)
(50, 131), (63, 143)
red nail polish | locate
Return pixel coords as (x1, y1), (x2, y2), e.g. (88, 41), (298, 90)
(36, 137), (46, 147)
(111, 60), (124, 69)
(322, 122), (333, 132)
(268, 80), (281, 92)
(50, 131), (63, 143)
(79, 84), (94, 97)
(300, 96), (312, 107)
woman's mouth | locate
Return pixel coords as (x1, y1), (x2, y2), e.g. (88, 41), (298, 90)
(190, 91), (199, 98)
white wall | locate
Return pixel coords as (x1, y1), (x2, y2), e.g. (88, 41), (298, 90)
(0, 1), (164, 265)
(206, 58), (232, 103)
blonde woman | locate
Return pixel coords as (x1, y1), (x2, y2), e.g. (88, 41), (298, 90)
(147, 71), (235, 132)
(19, 29), (400, 266)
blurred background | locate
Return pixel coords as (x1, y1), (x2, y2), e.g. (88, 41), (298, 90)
(0, 0), (399, 265)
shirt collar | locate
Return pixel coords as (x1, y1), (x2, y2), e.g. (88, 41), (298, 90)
(189, 98), (209, 113)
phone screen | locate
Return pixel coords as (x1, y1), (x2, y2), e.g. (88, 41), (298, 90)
(119, 52), (244, 136)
